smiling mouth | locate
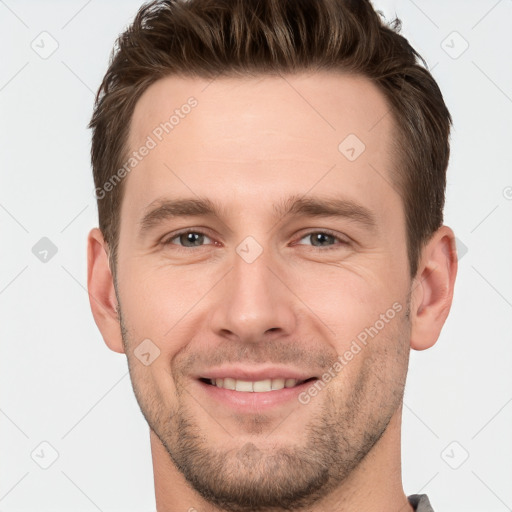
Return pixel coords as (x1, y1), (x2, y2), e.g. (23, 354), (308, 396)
(199, 377), (317, 392)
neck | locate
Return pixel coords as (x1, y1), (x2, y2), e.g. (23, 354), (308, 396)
(151, 404), (414, 512)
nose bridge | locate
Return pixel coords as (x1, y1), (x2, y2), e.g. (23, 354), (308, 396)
(210, 242), (296, 341)
(233, 244), (274, 303)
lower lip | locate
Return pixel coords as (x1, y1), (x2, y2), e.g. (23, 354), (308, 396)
(196, 379), (318, 412)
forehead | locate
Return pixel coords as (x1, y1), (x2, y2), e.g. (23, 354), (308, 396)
(122, 72), (400, 224)
(128, 72), (395, 157)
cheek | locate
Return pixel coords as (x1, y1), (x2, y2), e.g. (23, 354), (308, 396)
(126, 358), (178, 432)
(326, 305), (410, 401)
(118, 263), (223, 399)
(118, 261), (209, 337)
(293, 264), (407, 343)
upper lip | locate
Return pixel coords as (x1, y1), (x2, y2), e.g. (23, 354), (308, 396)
(197, 366), (318, 382)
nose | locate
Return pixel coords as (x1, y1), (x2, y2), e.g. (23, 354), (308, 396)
(209, 246), (297, 344)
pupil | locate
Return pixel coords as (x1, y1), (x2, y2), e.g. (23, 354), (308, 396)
(313, 233), (332, 246)
(182, 232), (203, 247)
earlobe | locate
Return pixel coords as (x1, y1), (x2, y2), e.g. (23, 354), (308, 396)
(87, 228), (125, 354)
(409, 226), (458, 351)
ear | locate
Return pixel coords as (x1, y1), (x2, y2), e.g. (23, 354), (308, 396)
(409, 225), (458, 351)
(87, 228), (125, 354)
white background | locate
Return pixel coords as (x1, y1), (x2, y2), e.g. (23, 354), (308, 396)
(1, 0), (511, 510)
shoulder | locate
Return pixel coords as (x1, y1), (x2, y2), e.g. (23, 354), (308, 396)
(408, 494), (435, 512)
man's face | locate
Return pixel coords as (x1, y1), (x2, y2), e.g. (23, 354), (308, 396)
(115, 72), (413, 510)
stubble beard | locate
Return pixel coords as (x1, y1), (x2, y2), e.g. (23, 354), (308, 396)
(118, 299), (411, 512)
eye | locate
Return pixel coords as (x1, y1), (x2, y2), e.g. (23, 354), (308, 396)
(162, 230), (214, 248)
(294, 230), (349, 249)
(161, 229), (349, 251)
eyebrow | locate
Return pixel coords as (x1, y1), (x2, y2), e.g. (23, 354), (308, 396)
(138, 194), (377, 236)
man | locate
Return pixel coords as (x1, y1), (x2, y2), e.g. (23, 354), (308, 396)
(87, 0), (457, 510)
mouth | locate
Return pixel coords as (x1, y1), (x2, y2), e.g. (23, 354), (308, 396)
(196, 376), (319, 411)
(199, 377), (317, 392)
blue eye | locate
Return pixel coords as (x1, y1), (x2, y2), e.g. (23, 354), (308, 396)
(295, 231), (348, 249)
(163, 230), (213, 248)
(161, 229), (348, 251)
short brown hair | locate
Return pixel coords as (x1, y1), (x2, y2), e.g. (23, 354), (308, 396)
(89, 0), (452, 278)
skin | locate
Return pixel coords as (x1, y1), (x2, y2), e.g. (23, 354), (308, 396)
(87, 72), (457, 512)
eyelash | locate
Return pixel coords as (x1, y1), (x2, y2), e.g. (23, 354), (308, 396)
(161, 229), (349, 251)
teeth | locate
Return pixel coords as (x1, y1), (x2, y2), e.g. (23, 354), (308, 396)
(222, 377), (235, 390)
(253, 379), (272, 392)
(210, 377), (303, 392)
(285, 378), (297, 388)
(235, 380), (254, 392)
(272, 378), (285, 390)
